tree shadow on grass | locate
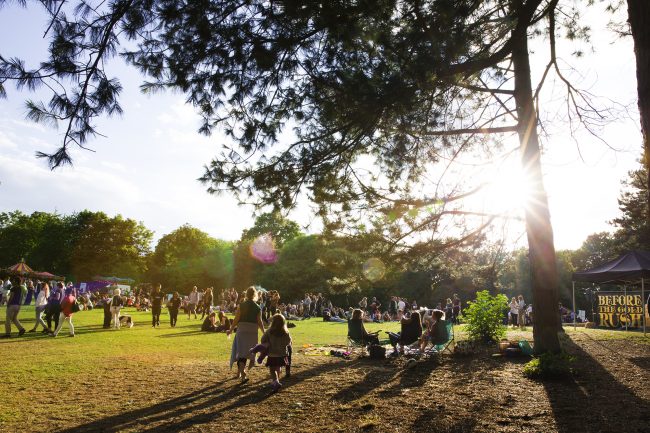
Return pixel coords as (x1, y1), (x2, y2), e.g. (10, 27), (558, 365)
(0, 324), (115, 343)
(158, 330), (207, 338)
(543, 334), (650, 433)
(53, 359), (352, 433)
(330, 359), (401, 403)
(629, 356), (650, 370)
(409, 403), (480, 433)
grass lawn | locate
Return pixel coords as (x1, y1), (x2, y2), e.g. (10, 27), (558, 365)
(0, 304), (401, 367)
(1, 306), (648, 432)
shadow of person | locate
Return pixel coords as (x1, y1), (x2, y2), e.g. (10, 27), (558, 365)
(330, 359), (401, 404)
(542, 333), (650, 433)
(53, 358), (354, 433)
(157, 330), (206, 338)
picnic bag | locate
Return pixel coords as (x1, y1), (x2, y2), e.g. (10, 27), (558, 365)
(369, 344), (386, 360)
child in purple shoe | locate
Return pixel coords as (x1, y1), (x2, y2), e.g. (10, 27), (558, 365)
(262, 314), (292, 392)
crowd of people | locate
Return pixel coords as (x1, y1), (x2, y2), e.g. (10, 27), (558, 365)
(3, 275), (586, 394)
(2, 275), (467, 336)
(2, 277), (79, 337)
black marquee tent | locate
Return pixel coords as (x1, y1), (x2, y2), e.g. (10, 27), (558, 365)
(572, 250), (650, 335)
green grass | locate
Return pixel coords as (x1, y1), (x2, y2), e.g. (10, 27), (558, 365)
(0, 306), (401, 425)
(2, 307), (646, 381)
(1, 306), (647, 428)
(0, 306), (400, 377)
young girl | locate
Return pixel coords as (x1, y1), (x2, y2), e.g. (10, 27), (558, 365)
(261, 314), (292, 392)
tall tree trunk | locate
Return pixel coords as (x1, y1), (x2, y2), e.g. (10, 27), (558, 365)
(628, 0), (650, 221)
(511, 23), (561, 353)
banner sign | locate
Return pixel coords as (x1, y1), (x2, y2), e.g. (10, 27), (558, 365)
(597, 293), (645, 328)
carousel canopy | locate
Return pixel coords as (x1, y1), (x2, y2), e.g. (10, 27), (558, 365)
(6, 260), (34, 275)
(572, 250), (650, 284)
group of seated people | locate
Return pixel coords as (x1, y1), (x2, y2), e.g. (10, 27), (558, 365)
(347, 308), (450, 355)
(201, 311), (232, 332)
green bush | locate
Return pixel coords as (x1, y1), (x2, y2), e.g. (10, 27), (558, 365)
(463, 290), (508, 342)
(523, 352), (575, 379)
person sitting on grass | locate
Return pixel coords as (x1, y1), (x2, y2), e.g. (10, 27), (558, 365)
(261, 314), (292, 392)
(202, 312), (218, 332)
(420, 309), (448, 352)
(347, 309), (379, 345)
(387, 310), (422, 355)
(216, 311), (231, 332)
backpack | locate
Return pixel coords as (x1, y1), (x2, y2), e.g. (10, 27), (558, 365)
(369, 344), (386, 360)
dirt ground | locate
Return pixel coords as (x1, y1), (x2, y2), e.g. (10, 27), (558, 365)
(6, 332), (650, 433)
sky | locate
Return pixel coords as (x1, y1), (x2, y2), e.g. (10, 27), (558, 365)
(0, 3), (643, 251)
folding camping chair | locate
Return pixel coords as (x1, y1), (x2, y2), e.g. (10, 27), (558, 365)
(518, 340), (534, 356)
(426, 321), (454, 361)
(433, 321), (455, 354)
(347, 335), (370, 356)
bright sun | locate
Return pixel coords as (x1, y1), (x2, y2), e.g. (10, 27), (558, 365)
(480, 160), (534, 218)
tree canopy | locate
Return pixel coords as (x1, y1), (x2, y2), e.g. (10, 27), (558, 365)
(149, 224), (233, 290)
(0, 0), (624, 353)
(0, 210), (152, 280)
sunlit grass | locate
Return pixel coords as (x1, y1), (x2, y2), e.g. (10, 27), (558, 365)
(0, 305), (400, 375)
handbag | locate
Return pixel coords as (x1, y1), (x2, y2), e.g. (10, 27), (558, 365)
(72, 300), (81, 313)
(369, 344), (386, 360)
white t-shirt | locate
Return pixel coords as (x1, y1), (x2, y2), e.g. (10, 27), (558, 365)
(398, 300), (406, 311)
(35, 291), (48, 308)
(189, 291), (199, 304)
(518, 300), (526, 311)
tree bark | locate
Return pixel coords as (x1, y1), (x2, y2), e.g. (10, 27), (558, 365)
(511, 19), (561, 353)
(628, 0), (650, 221)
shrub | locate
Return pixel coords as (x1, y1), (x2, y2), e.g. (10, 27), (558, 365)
(463, 290), (508, 342)
(523, 352), (575, 379)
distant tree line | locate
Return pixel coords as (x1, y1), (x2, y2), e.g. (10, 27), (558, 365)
(1, 161), (647, 306)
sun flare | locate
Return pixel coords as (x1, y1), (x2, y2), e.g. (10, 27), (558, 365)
(481, 162), (535, 217)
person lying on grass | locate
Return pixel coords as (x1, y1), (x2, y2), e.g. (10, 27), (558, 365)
(348, 309), (380, 345)
(420, 309), (448, 352)
(261, 313), (292, 392)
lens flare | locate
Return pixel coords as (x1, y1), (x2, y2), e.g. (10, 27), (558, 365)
(250, 234), (278, 264)
(362, 258), (386, 282)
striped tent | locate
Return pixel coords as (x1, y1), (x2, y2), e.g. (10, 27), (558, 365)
(6, 260), (34, 275)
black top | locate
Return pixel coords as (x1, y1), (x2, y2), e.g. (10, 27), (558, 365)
(201, 317), (215, 331)
(348, 318), (369, 341)
(168, 297), (181, 310)
(152, 292), (164, 308)
(239, 300), (261, 323)
(111, 295), (124, 307)
(400, 318), (422, 344)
